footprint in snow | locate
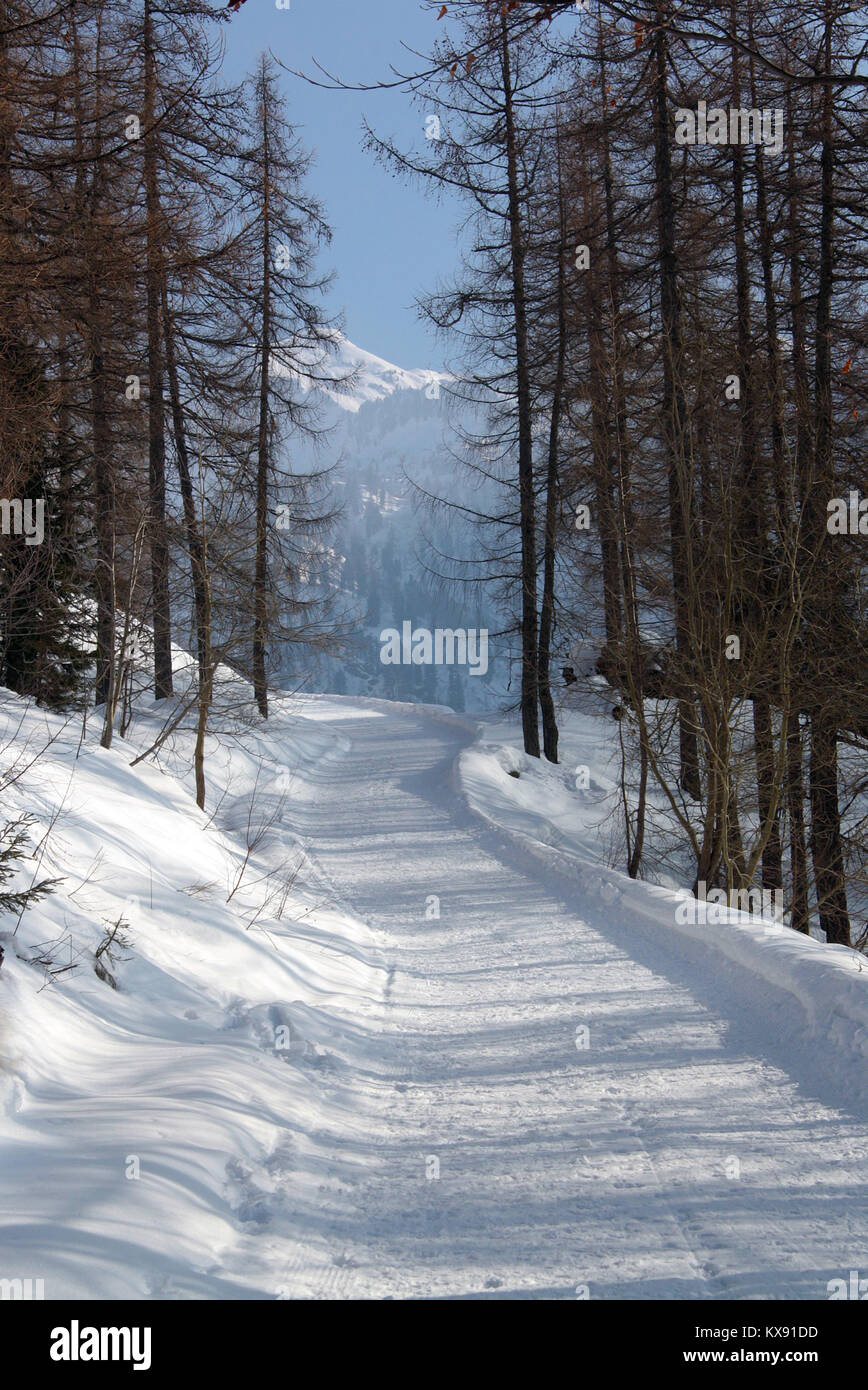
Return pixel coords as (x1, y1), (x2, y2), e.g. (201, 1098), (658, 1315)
(237, 1198), (271, 1227)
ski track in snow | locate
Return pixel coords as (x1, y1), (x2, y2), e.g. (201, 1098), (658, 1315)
(258, 704), (868, 1301)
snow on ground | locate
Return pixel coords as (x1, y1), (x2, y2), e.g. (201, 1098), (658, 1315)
(2, 681), (868, 1299)
(0, 679), (389, 1298)
(458, 717), (868, 1111)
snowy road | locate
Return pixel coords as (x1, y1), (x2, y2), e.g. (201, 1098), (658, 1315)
(270, 703), (868, 1300)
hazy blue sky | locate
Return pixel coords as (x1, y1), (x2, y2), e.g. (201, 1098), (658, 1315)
(220, 0), (462, 369)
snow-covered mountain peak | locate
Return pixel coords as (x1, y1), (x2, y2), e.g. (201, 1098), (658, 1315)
(328, 338), (449, 411)
(276, 333), (451, 413)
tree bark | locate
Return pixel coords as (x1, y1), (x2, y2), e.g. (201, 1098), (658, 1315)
(537, 131), (567, 765)
(144, 0), (174, 701)
(804, 9), (849, 946)
(652, 2), (700, 798)
(729, 6), (783, 892)
(252, 75), (272, 720)
(162, 281), (212, 807)
(500, 13), (539, 757)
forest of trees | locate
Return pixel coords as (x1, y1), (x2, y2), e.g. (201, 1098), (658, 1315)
(0, 0), (341, 810)
(1, 0), (866, 945)
(362, 0), (867, 944)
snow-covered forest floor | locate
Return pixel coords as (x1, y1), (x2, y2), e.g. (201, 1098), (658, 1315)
(2, 669), (868, 1300)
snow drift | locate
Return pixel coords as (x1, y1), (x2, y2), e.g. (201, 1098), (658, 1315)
(457, 729), (868, 1106)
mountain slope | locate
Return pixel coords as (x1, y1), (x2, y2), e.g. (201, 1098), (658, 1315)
(278, 338), (510, 712)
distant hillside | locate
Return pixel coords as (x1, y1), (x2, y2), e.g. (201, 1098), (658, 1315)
(275, 337), (511, 712)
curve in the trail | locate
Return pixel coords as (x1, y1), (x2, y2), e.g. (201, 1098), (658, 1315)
(279, 703), (868, 1301)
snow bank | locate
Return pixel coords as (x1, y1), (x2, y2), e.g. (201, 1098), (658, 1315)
(0, 683), (388, 1299)
(457, 735), (868, 1099)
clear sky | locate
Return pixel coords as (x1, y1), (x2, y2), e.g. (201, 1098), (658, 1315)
(220, 0), (462, 370)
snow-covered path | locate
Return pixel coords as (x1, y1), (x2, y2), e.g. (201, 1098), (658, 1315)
(274, 703), (868, 1301)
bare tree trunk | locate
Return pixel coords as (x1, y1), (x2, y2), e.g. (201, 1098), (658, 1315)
(162, 282), (212, 807)
(583, 166), (622, 659)
(90, 314), (115, 716)
(144, 0), (173, 701)
(500, 13), (539, 757)
(805, 9), (849, 946)
(537, 134), (567, 765)
(729, 5), (783, 892)
(809, 718), (849, 944)
(783, 92), (812, 935)
(750, 30), (788, 529)
(598, 32), (646, 875)
(252, 82), (272, 720)
(652, 2), (700, 798)
(68, 6), (115, 719)
(193, 648), (214, 813)
(786, 710), (810, 933)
